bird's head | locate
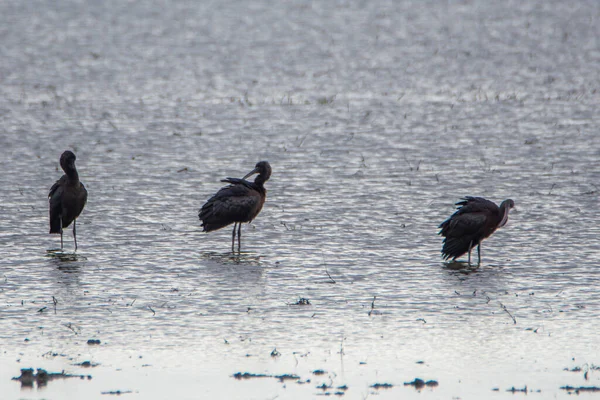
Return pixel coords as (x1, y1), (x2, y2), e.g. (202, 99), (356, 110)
(60, 150), (77, 172)
(498, 199), (515, 228)
(243, 161), (271, 184)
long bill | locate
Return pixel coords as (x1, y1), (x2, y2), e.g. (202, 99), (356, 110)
(498, 207), (510, 228)
(242, 167), (260, 180)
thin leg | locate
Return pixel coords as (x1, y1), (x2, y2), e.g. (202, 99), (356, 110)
(231, 223), (237, 252)
(73, 219), (78, 251)
(467, 240), (473, 267)
(477, 244), (481, 266)
(60, 217), (64, 250)
(237, 223), (242, 251)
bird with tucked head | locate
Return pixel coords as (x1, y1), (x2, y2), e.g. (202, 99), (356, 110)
(199, 161), (271, 251)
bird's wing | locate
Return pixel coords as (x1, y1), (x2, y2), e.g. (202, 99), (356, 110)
(48, 177), (63, 199)
(220, 177), (255, 190)
(48, 176), (68, 207)
(48, 177), (66, 233)
(440, 212), (488, 237)
(213, 184), (261, 218)
(213, 182), (257, 198)
(455, 197), (499, 215)
(199, 183), (261, 230)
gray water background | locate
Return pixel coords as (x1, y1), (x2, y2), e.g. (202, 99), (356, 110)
(1, 0), (600, 398)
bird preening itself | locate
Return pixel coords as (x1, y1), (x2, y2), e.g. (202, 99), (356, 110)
(199, 161), (271, 252)
(49, 151), (88, 250)
(438, 197), (514, 266)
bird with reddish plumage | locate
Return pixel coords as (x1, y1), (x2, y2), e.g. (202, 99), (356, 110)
(199, 161), (271, 252)
(439, 197), (514, 266)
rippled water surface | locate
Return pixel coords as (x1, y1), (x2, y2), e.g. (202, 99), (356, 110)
(2, 0), (600, 398)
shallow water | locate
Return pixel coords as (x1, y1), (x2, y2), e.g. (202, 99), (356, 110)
(1, 0), (600, 398)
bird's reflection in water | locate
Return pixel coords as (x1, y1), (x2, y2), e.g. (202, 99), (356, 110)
(443, 260), (479, 274)
(200, 251), (262, 266)
(46, 250), (86, 272)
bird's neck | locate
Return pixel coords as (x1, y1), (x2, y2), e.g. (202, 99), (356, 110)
(253, 181), (266, 194)
(254, 177), (266, 187)
(65, 168), (79, 183)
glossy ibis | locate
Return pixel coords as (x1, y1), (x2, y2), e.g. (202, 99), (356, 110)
(438, 197), (514, 266)
(199, 161), (271, 251)
(49, 151), (88, 250)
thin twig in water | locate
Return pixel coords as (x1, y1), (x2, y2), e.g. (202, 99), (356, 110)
(52, 296), (58, 314)
(500, 302), (516, 324)
(368, 296), (376, 316)
(63, 323), (80, 335)
(298, 133), (310, 147)
(548, 183), (556, 195)
(338, 336), (345, 356)
(325, 269), (336, 284)
(148, 306), (156, 316)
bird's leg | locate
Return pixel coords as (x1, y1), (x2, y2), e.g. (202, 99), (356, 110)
(73, 219), (78, 251)
(237, 223), (242, 251)
(60, 217), (64, 251)
(231, 223), (237, 252)
(467, 240), (473, 267)
(477, 244), (481, 266)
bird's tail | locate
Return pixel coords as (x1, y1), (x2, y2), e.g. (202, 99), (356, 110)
(441, 235), (476, 260)
(49, 213), (62, 234)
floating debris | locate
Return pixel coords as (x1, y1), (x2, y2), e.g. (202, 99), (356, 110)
(294, 298), (311, 305)
(275, 374), (301, 382)
(371, 383), (393, 389)
(232, 372), (300, 383)
(74, 361), (100, 368)
(404, 378), (438, 389)
(12, 368), (92, 387)
(87, 339), (101, 345)
(506, 386), (527, 393)
(270, 348), (281, 357)
(233, 372), (269, 380)
(312, 369), (327, 375)
(560, 385), (600, 394)
(101, 390), (133, 395)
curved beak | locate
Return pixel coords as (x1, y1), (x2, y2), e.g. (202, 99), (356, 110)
(498, 207), (514, 228)
(242, 167), (260, 180)
(498, 214), (509, 228)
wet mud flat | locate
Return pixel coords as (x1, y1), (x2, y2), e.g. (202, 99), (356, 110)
(5, 335), (600, 399)
(3, 0), (600, 398)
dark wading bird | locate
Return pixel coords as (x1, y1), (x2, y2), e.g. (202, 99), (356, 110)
(49, 150), (88, 250)
(199, 161), (271, 251)
(438, 197), (514, 266)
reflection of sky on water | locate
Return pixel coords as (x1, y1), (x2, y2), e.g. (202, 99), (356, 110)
(1, 0), (599, 398)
